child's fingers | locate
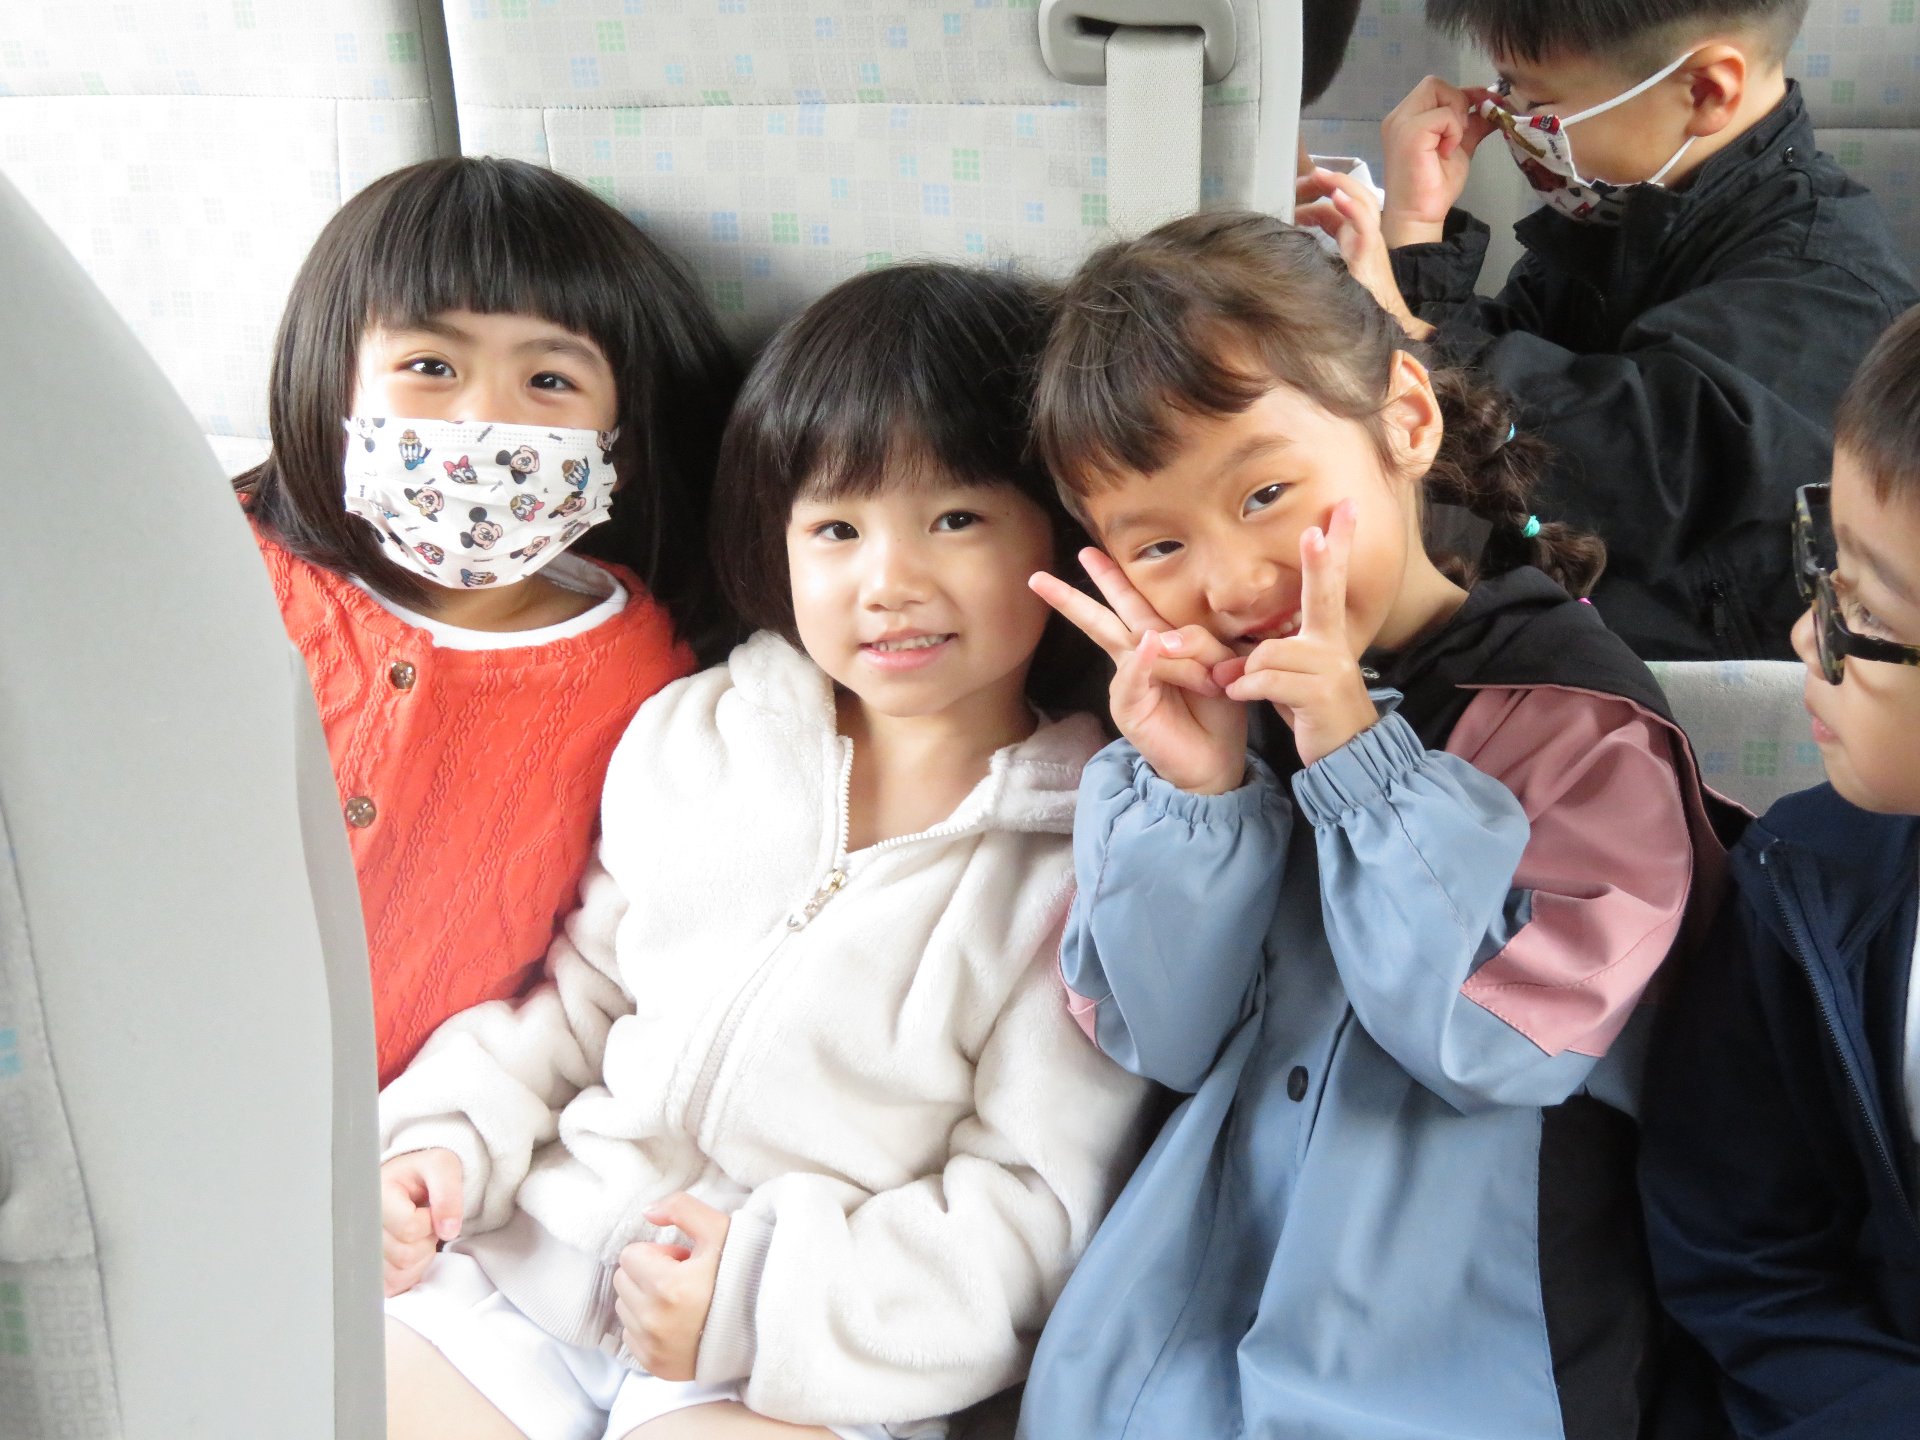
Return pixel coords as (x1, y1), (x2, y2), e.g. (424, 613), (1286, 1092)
(1029, 571), (1131, 656)
(1078, 547), (1173, 637)
(1299, 501), (1357, 644)
(1153, 623), (1238, 668)
(380, 1177), (427, 1238)
(644, 1192), (731, 1254)
(417, 1150), (465, 1243)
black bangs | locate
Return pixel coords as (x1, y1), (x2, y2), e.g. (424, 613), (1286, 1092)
(1837, 305), (1920, 506)
(1426, 0), (1809, 65)
(750, 263), (1053, 505)
(354, 160), (643, 363)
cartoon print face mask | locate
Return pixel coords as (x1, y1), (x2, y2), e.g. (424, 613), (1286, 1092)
(1477, 51), (1698, 225)
(342, 417), (619, 589)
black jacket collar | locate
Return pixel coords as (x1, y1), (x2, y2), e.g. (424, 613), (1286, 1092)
(1513, 83), (1813, 280)
(1369, 566), (1672, 748)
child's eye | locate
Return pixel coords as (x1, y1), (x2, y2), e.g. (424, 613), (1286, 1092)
(1243, 484), (1286, 516)
(1134, 540), (1183, 562)
(530, 371), (576, 392)
(405, 358), (453, 378)
(932, 511), (981, 532)
(1834, 574), (1890, 635)
(813, 520), (859, 542)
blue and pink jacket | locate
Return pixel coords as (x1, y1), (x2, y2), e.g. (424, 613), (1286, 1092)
(1018, 568), (1727, 1440)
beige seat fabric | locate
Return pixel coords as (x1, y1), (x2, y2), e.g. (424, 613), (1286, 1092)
(1650, 661), (1829, 815)
(0, 0), (458, 473)
(440, 0), (1287, 342)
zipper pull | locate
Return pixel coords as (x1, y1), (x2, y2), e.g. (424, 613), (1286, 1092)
(786, 868), (847, 930)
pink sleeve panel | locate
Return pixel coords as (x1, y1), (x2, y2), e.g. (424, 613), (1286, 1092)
(1446, 686), (1694, 1060)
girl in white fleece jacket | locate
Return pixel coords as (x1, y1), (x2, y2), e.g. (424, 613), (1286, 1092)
(377, 264), (1150, 1440)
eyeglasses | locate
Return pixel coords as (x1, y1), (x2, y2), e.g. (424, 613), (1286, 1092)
(1793, 483), (1920, 685)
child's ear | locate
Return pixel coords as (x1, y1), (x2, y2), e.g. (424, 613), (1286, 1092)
(1383, 351), (1443, 479)
(1681, 44), (1748, 140)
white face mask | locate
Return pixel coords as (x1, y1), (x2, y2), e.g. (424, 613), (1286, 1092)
(1478, 51), (1699, 225)
(342, 416), (618, 589)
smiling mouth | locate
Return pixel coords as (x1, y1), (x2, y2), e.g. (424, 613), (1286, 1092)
(864, 633), (956, 652)
(1236, 612), (1302, 647)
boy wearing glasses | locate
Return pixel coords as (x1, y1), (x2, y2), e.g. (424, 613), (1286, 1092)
(1639, 306), (1920, 1438)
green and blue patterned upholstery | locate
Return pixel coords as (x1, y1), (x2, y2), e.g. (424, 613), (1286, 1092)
(0, 0), (457, 472)
(1649, 660), (1830, 815)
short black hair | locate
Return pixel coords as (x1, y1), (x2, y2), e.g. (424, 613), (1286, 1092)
(1836, 306), (1920, 507)
(239, 156), (741, 659)
(1426, 0), (1808, 69)
(711, 262), (1104, 714)
(1302, 0), (1365, 107)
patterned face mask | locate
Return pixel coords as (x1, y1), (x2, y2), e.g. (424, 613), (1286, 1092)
(1477, 51), (1698, 225)
(342, 417), (619, 590)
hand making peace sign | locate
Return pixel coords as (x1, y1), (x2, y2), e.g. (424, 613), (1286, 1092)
(1029, 549), (1249, 795)
(1212, 500), (1380, 768)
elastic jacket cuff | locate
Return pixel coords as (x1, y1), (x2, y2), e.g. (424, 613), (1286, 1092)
(694, 1209), (774, 1384)
(1125, 746), (1285, 828)
(1291, 710), (1428, 827)
(1388, 208), (1491, 307)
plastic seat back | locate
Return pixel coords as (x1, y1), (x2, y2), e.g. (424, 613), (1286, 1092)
(0, 172), (381, 1440)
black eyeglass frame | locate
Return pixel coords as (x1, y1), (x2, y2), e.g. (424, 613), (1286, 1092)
(1793, 482), (1920, 685)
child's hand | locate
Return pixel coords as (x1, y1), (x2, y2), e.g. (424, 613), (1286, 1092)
(1213, 502), (1378, 768)
(1380, 76), (1496, 249)
(1032, 551), (1249, 795)
(1294, 168), (1434, 342)
(380, 1148), (464, 1298)
(615, 1192), (731, 1381)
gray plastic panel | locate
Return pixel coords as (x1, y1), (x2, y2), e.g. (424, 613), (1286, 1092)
(0, 172), (382, 1439)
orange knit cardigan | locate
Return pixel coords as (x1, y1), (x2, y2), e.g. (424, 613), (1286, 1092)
(257, 535), (694, 1084)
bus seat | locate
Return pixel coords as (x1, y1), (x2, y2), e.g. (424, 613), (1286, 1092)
(0, 171), (381, 1440)
(1792, 0), (1920, 275)
(437, 0), (1300, 345)
(1648, 660), (1828, 816)
(0, 0), (458, 475)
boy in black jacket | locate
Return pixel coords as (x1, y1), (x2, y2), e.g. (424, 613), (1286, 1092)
(1639, 306), (1920, 1437)
(1300, 0), (1915, 660)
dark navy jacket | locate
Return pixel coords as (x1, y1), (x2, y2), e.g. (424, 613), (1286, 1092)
(1640, 784), (1920, 1438)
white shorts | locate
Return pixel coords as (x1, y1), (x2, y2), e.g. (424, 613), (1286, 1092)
(387, 1250), (935, 1440)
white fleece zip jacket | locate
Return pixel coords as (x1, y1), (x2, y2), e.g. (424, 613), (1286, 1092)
(379, 632), (1151, 1428)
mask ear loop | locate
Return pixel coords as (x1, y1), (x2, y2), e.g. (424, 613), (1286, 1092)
(1558, 49), (1698, 127)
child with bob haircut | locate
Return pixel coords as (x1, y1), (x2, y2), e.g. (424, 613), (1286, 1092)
(1301, 0), (1916, 661)
(374, 262), (1150, 1440)
(1016, 212), (1724, 1440)
(237, 156), (739, 1085)
(1640, 305), (1920, 1438)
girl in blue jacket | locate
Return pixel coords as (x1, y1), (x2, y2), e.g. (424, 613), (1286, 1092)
(1016, 213), (1720, 1439)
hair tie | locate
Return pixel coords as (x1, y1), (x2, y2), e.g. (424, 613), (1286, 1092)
(1521, 515), (1541, 539)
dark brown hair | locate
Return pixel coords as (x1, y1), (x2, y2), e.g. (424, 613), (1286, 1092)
(236, 156), (741, 659)
(1035, 210), (1605, 597)
(711, 262), (1104, 714)
(1426, 0), (1809, 71)
(1836, 304), (1920, 507)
